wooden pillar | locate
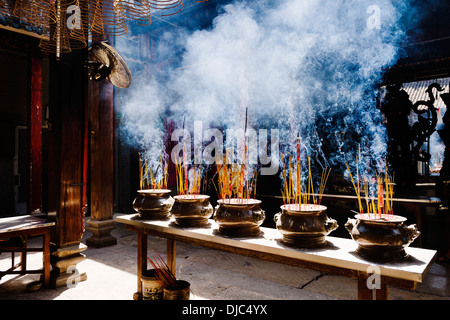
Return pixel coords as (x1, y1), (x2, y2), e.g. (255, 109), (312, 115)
(85, 79), (117, 248)
(47, 52), (87, 288)
(28, 57), (42, 215)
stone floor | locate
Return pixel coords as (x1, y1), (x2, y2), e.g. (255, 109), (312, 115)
(0, 214), (449, 301)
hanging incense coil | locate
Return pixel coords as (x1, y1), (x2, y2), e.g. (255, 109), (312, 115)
(88, 0), (106, 41)
(12, 0), (52, 29)
(94, 0), (128, 36)
(121, 0), (152, 25)
(65, 0), (87, 49)
(39, 1), (72, 55)
(0, 0), (13, 16)
(7, 0), (189, 56)
(146, 0), (183, 17)
(39, 26), (72, 55)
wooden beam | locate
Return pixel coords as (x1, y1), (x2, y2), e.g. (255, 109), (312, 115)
(0, 25), (49, 41)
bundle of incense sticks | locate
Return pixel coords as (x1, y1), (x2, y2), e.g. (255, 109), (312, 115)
(346, 157), (394, 218)
(214, 148), (257, 202)
(174, 156), (207, 196)
(430, 151), (443, 173)
(280, 137), (330, 208)
(281, 151), (330, 208)
(147, 250), (177, 288)
(139, 153), (168, 190)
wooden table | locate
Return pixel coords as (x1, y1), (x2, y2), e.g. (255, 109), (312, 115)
(116, 213), (437, 300)
(0, 215), (55, 288)
(289, 193), (442, 247)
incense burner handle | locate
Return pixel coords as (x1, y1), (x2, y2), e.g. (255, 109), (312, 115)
(325, 218), (338, 233)
(345, 218), (356, 233)
(253, 209), (265, 224)
(163, 196), (175, 206)
(403, 223), (421, 242)
(273, 212), (281, 224)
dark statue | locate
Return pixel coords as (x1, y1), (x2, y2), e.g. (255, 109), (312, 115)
(381, 83), (416, 194)
(381, 82), (446, 194)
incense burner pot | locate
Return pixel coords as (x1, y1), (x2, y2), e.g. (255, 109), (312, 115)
(171, 195), (213, 227)
(345, 214), (420, 262)
(274, 204), (338, 248)
(214, 199), (265, 237)
(132, 189), (174, 220)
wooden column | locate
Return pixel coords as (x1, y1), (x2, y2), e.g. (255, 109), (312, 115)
(85, 79), (117, 248)
(47, 52), (87, 288)
(28, 57), (42, 215)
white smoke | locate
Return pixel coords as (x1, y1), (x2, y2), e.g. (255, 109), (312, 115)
(116, 0), (414, 178)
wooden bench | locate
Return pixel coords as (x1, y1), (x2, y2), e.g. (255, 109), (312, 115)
(116, 213), (437, 300)
(0, 215), (54, 288)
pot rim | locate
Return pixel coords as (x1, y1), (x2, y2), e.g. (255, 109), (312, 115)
(174, 194), (210, 201)
(137, 189), (171, 195)
(355, 213), (407, 223)
(280, 203), (327, 213)
(217, 198), (261, 205)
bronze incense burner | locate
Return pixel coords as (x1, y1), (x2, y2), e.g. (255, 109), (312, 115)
(345, 214), (420, 262)
(274, 204), (338, 248)
(171, 195), (213, 227)
(132, 189), (174, 220)
(214, 198), (265, 237)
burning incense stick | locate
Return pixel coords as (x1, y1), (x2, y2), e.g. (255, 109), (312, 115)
(139, 152), (143, 189)
(281, 144), (330, 208)
(318, 166), (331, 205)
(346, 156), (395, 218)
(139, 152), (168, 190)
(345, 162), (363, 213)
(174, 154), (207, 196)
(214, 148), (257, 201)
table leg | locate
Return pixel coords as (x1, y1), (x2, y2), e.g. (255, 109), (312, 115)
(167, 238), (176, 277)
(135, 231), (147, 300)
(357, 271), (389, 300)
(43, 230), (50, 287)
(376, 281), (389, 300)
(20, 236), (27, 275)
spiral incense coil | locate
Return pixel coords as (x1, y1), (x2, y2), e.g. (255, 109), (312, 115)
(12, 0), (52, 29)
(92, 0), (128, 36)
(66, 0), (87, 49)
(121, 0), (152, 25)
(8, 0), (192, 56)
(38, 1), (73, 55)
(0, 0), (13, 16)
(146, 0), (183, 17)
(39, 27), (72, 55)
(88, 0), (106, 40)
